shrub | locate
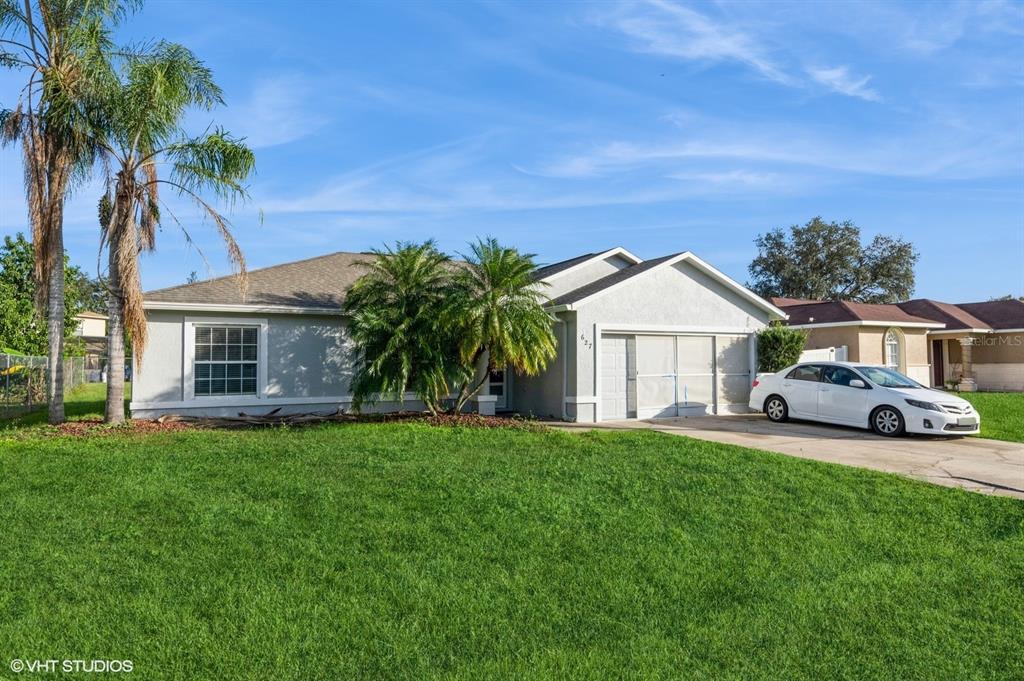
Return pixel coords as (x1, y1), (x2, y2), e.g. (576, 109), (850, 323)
(756, 325), (807, 373)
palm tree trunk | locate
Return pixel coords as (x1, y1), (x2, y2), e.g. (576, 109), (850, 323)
(453, 349), (488, 414)
(105, 230), (126, 424)
(46, 206), (65, 424)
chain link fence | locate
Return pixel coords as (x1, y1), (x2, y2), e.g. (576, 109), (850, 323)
(0, 353), (100, 418)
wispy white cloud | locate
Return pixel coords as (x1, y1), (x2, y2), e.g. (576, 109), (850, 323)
(806, 66), (880, 102)
(595, 0), (793, 85)
(530, 119), (1021, 182)
(256, 133), (797, 216)
(218, 75), (329, 149)
(592, 0), (889, 102)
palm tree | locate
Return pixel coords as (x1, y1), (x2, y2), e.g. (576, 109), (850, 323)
(448, 238), (556, 413)
(343, 242), (459, 416)
(94, 42), (255, 423)
(0, 0), (134, 423)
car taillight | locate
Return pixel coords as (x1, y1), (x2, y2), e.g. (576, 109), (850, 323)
(752, 379), (760, 387)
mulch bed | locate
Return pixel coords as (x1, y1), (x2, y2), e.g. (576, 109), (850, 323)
(6, 411), (546, 438)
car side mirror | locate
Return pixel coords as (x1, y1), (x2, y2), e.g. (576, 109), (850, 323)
(848, 379), (866, 389)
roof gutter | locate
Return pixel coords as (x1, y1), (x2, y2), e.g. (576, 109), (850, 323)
(143, 301), (344, 315)
(926, 327), (996, 335)
(787, 320), (946, 329)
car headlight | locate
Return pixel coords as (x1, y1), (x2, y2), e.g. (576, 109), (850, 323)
(905, 399), (943, 412)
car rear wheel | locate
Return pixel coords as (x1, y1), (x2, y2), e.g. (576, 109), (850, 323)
(764, 395), (788, 423)
(871, 406), (905, 437)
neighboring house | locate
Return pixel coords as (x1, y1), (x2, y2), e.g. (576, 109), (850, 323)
(772, 297), (1024, 392)
(770, 298), (944, 386)
(73, 310), (108, 378)
(74, 310), (107, 339)
(899, 298), (1024, 392)
(132, 248), (786, 421)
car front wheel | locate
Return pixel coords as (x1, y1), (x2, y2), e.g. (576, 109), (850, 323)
(871, 406), (905, 437)
(764, 396), (788, 423)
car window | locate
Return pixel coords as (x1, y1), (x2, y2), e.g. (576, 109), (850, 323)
(786, 365), (823, 382)
(856, 366), (920, 388)
(822, 366), (863, 387)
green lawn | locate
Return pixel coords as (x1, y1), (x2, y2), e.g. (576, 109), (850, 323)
(1, 412), (1021, 679)
(957, 391), (1024, 443)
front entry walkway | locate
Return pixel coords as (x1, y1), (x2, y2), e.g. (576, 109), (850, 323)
(553, 415), (1024, 499)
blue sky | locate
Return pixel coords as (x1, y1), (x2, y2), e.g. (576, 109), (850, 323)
(1, 0), (1022, 300)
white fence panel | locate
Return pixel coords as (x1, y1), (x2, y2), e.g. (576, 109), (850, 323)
(799, 346), (848, 363)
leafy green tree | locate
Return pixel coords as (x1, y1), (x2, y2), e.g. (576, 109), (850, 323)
(0, 232), (88, 355)
(748, 217), (919, 303)
(343, 242), (460, 415)
(92, 42), (255, 423)
(755, 325), (807, 373)
(447, 238), (556, 413)
(1, 0), (135, 422)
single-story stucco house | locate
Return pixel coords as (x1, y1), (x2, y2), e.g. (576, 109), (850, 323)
(772, 296), (1024, 392)
(132, 247), (786, 421)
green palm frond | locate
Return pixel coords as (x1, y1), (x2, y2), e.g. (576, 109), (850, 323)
(343, 241), (461, 413)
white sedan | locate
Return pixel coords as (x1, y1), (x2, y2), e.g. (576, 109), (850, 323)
(749, 361), (980, 437)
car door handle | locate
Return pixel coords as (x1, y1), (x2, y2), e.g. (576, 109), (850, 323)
(820, 388), (830, 392)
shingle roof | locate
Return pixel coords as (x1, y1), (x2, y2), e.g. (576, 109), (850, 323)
(549, 253), (682, 306)
(532, 252), (600, 280)
(955, 299), (1024, 330)
(778, 299), (938, 326)
(897, 299), (990, 331)
(145, 251), (377, 309)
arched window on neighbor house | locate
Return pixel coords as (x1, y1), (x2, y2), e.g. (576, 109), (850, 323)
(884, 328), (903, 371)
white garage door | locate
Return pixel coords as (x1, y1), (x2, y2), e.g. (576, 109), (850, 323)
(601, 334), (635, 420)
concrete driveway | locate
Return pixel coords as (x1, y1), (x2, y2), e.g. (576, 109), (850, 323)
(556, 415), (1024, 499)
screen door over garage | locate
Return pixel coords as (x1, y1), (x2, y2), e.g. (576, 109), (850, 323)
(600, 332), (752, 420)
(716, 335), (752, 410)
(636, 335), (678, 418)
(676, 336), (714, 411)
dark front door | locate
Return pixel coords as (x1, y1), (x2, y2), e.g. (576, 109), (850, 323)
(932, 340), (944, 386)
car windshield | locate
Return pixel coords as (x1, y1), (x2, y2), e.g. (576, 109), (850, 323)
(856, 366), (920, 388)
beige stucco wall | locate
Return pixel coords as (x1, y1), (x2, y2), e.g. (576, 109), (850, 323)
(971, 332), (1024, 363)
(75, 317), (106, 338)
(801, 327), (862, 360)
(853, 327), (929, 367)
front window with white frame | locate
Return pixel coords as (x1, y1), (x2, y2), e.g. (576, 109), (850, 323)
(884, 328), (902, 370)
(194, 325), (259, 396)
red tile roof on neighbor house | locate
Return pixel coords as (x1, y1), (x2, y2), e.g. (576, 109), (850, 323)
(897, 299), (990, 331)
(955, 299), (1024, 330)
(774, 299), (940, 326)
(773, 296), (1024, 331)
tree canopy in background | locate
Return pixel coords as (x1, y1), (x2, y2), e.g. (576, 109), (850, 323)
(0, 233), (98, 356)
(748, 217), (919, 303)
